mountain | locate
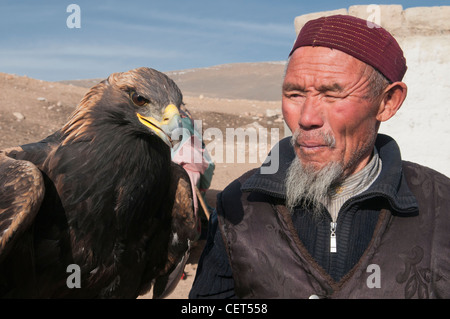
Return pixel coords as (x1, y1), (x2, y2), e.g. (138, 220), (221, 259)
(60, 61), (287, 102)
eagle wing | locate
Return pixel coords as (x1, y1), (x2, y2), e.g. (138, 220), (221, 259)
(152, 162), (199, 299)
(0, 148), (45, 262)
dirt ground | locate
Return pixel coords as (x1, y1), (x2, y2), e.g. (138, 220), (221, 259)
(0, 72), (285, 299)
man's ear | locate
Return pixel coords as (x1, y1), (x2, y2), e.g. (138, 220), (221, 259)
(376, 82), (407, 122)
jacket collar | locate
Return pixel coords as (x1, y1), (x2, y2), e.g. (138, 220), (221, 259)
(241, 134), (419, 216)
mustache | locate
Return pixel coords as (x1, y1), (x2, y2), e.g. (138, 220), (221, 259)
(290, 129), (336, 148)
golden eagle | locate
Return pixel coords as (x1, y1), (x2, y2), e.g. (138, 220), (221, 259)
(0, 67), (199, 298)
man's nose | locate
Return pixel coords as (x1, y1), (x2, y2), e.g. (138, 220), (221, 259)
(298, 96), (324, 130)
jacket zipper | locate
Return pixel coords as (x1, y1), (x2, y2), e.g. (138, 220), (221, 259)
(328, 193), (376, 254)
(327, 192), (379, 254)
(330, 221), (337, 253)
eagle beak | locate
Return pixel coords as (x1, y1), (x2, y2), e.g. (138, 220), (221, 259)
(137, 104), (181, 148)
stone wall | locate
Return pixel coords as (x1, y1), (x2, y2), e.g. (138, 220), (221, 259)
(294, 5), (450, 37)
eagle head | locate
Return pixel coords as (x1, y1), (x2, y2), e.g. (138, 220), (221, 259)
(62, 67), (183, 147)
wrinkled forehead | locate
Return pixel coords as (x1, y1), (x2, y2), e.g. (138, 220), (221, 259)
(284, 46), (371, 88)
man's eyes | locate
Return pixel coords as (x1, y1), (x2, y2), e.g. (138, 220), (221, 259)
(284, 91), (306, 99)
(284, 91), (342, 101)
(324, 94), (341, 100)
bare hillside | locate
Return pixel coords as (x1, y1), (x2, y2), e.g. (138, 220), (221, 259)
(61, 61), (287, 102)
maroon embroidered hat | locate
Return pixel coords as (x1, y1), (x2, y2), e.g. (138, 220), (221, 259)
(289, 15), (407, 82)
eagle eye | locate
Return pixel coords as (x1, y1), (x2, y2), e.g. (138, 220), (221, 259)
(130, 91), (149, 107)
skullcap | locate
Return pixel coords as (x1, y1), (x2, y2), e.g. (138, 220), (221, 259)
(289, 15), (407, 82)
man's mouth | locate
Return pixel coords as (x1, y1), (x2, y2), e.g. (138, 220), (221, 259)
(297, 141), (330, 154)
(298, 141), (328, 148)
(294, 132), (336, 159)
(293, 129), (336, 151)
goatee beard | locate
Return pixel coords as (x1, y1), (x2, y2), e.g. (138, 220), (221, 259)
(285, 152), (344, 218)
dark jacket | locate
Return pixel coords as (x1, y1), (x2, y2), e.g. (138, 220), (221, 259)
(190, 134), (450, 299)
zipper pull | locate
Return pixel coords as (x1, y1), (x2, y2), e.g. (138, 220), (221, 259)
(330, 222), (337, 253)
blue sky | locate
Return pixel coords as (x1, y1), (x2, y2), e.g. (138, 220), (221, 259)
(0, 0), (448, 81)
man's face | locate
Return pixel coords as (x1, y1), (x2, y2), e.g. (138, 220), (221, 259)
(282, 46), (381, 177)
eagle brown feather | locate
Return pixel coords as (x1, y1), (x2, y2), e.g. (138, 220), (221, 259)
(0, 148), (44, 261)
(0, 67), (198, 298)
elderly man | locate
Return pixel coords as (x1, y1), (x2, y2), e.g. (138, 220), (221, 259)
(189, 15), (450, 299)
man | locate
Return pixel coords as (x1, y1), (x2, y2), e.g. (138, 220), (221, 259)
(189, 15), (450, 299)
